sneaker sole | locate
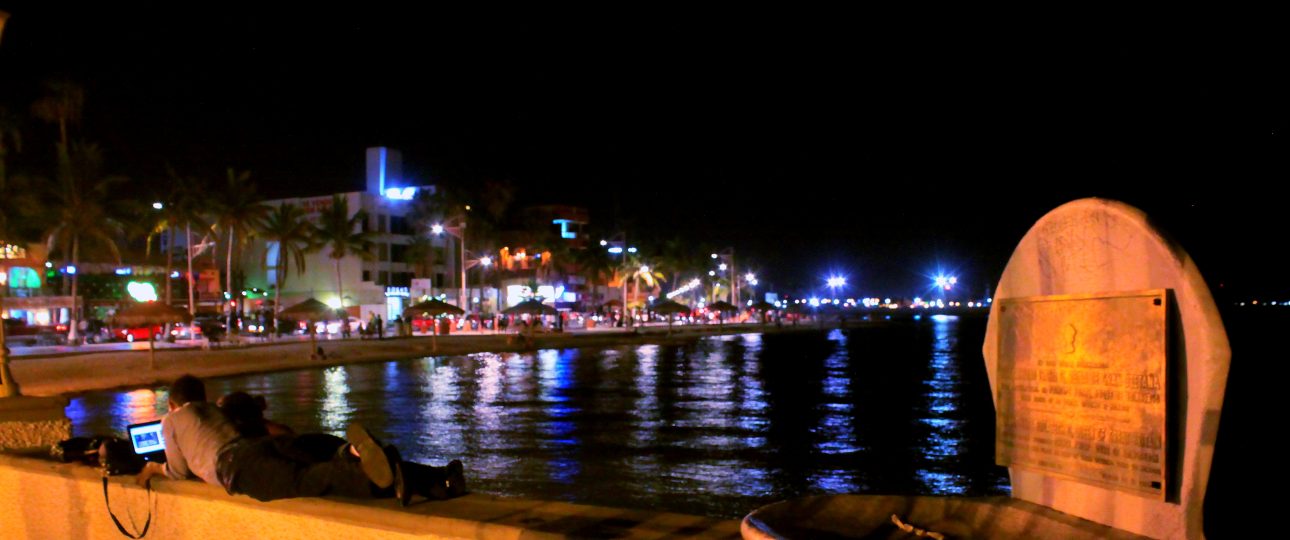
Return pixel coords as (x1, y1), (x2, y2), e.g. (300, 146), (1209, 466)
(347, 424), (394, 488)
(446, 459), (466, 497)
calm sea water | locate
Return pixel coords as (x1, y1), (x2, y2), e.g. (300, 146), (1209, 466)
(67, 315), (1009, 518)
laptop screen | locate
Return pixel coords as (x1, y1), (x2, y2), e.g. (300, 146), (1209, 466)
(128, 420), (165, 455)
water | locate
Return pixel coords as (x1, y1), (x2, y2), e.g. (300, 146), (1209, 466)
(66, 315), (1009, 518)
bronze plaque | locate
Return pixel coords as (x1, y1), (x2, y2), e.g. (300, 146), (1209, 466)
(996, 290), (1168, 499)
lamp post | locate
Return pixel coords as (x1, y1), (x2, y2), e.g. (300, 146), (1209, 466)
(604, 233), (629, 327)
(433, 217), (468, 313)
(711, 249), (736, 304)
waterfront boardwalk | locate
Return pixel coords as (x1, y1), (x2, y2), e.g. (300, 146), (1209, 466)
(9, 321), (850, 396)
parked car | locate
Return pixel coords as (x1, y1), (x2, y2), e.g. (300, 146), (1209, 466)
(168, 323), (204, 340)
(114, 326), (162, 343)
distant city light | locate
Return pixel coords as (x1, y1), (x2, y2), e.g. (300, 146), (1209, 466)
(718, 263), (728, 271)
(480, 256), (492, 267)
(826, 276), (846, 288)
(44, 261), (52, 268)
(666, 278), (703, 299)
(65, 265), (76, 275)
(170, 271), (180, 278)
(114, 267), (132, 275)
(809, 297), (820, 307)
(384, 186), (417, 200)
(711, 253), (719, 259)
(745, 273), (755, 282)
(431, 224), (444, 235)
(608, 247), (624, 254)
(628, 247), (638, 253)
(152, 202), (163, 210)
(640, 265), (650, 273)
(126, 281), (157, 302)
(934, 274), (957, 290)
(325, 298), (342, 309)
(600, 240), (607, 246)
(708, 270), (716, 276)
(748, 278), (758, 286)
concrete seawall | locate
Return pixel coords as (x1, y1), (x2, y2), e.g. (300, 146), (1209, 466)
(0, 453), (739, 539)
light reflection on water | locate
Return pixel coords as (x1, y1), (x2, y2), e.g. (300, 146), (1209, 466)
(66, 321), (1007, 518)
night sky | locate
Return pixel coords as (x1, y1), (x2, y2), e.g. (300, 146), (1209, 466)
(2, 6), (1285, 298)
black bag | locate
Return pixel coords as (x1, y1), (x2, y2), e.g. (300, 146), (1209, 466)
(51, 436), (112, 464)
(99, 438), (147, 476)
(98, 438), (154, 538)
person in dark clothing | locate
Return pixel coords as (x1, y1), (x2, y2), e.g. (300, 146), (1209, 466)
(374, 315), (384, 340)
(217, 390), (467, 501)
(137, 375), (407, 504)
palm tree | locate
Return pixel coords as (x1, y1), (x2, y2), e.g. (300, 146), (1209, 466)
(42, 143), (125, 344)
(315, 195), (374, 314)
(402, 235), (435, 280)
(260, 203), (318, 335)
(210, 168), (270, 333)
(31, 79), (84, 147)
(163, 171), (212, 317)
(573, 246), (614, 305)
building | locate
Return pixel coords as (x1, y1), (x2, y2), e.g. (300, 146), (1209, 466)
(240, 147), (458, 323)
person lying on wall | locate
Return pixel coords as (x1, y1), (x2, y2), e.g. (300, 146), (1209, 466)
(135, 374), (465, 505)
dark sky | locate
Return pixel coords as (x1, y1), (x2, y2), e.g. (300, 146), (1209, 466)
(1, 6), (1285, 299)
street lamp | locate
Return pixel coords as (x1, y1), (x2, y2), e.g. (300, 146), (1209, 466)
(432, 218), (468, 312)
(711, 248), (737, 303)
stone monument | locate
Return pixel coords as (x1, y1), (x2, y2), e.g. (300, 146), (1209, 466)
(982, 198), (1230, 539)
(742, 198), (1229, 539)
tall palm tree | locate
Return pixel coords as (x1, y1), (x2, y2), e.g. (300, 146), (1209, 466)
(260, 203), (318, 335)
(210, 168), (270, 333)
(315, 195), (374, 314)
(402, 235), (435, 280)
(42, 143), (125, 343)
(573, 246), (614, 305)
(31, 79), (84, 147)
(163, 171), (212, 316)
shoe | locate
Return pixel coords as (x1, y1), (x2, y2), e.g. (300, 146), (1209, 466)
(388, 446), (410, 507)
(346, 423), (395, 489)
(445, 459), (467, 497)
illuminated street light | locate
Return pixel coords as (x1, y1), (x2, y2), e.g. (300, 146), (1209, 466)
(718, 263), (728, 271)
(627, 247), (638, 253)
(640, 265), (650, 274)
(711, 253), (719, 259)
(152, 202), (164, 210)
(826, 276), (846, 288)
(431, 224), (444, 235)
(708, 270), (716, 276)
(608, 246), (624, 254)
(480, 256), (493, 267)
(600, 240), (607, 246)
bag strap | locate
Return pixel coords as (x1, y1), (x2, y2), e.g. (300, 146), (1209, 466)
(102, 474), (152, 539)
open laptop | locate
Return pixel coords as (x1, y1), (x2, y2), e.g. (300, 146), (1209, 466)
(126, 420), (167, 463)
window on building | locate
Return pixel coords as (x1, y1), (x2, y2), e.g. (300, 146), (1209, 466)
(391, 244), (408, 263)
(362, 270), (371, 282)
(378, 214), (388, 234)
(433, 247), (445, 262)
(435, 273), (445, 288)
(391, 272), (413, 287)
(378, 243), (389, 261)
(379, 271), (389, 285)
(390, 216), (410, 235)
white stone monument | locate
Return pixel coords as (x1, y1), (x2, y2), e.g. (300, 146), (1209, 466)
(983, 198), (1230, 539)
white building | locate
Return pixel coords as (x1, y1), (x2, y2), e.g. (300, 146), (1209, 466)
(240, 147), (461, 322)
